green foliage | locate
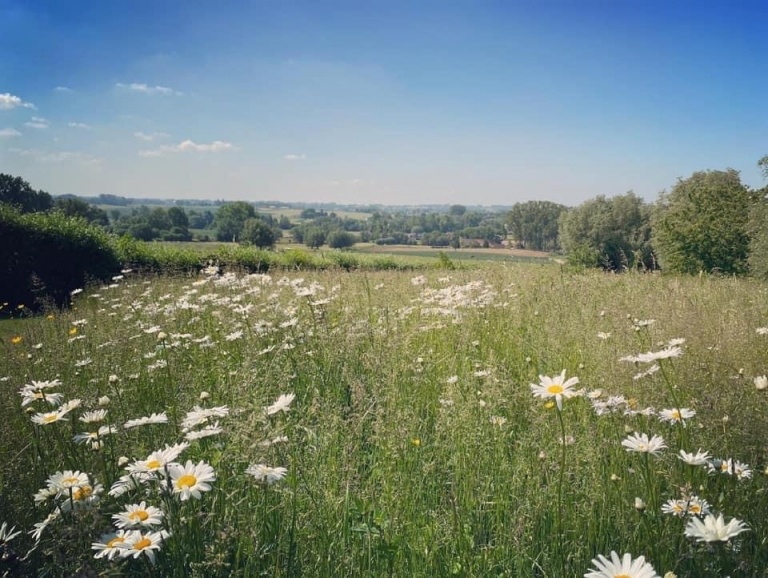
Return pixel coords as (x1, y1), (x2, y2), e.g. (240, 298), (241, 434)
(214, 201), (257, 242)
(652, 169), (752, 275)
(241, 218), (277, 248)
(559, 192), (654, 271)
(0, 205), (120, 310)
(506, 200), (567, 251)
(303, 227), (327, 249)
(53, 197), (109, 226)
(326, 229), (355, 249)
(0, 173), (53, 213)
(748, 187), (768, 280)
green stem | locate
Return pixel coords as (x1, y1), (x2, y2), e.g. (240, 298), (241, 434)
(556, 407), (567, 574)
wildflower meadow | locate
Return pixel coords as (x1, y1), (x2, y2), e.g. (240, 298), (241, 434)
(1, 263), (767, 577)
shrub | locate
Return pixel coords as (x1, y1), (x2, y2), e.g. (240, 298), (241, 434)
(0, 206), (120, 311)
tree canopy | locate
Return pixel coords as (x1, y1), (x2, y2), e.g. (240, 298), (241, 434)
(652, 169), (752, 275)
(559, 192), (653, 270)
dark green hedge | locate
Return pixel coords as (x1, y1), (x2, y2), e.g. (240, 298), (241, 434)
(0, 206), (120, 311)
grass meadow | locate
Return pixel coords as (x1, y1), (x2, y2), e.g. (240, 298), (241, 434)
(1, 263), (767, 577)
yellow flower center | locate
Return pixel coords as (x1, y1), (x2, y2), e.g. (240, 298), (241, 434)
(73, 485), (92, 500)
(546, 384), (564, 395)
(63, 476), (79, 485)
(671, 410), (681, 419)
(689, 504), (701, 514)
(176, 474), (197, 489)
(129, 510), (149, 522)
(133, 537), (152, 550)
(145, 460), (162, 470)
(615, 575), (631, 578)
(107, 536), (125, 548)
(43, 414), (59, 424)
(33, 392), (44, 399)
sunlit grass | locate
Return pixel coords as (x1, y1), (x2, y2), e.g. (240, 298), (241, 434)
(0, 265), (766, 576)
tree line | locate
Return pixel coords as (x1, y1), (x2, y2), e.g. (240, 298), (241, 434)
(3, 157), (768, 278)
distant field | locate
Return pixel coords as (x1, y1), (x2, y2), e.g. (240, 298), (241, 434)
(353, 243), (552, 262)
(97, 203), (373, 223)
(150, 241), (553, 264)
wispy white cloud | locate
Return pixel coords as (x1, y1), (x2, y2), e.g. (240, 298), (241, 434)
(25, 116), (49, 129)
(134, 131), (169, 141)
(68, 122), (92, 129)
(116, 82), (182, 96)
(0, 93), (36, 110)
(284, 153), (306, 160)
(8, 147), (102, 166)
(139, 139), (238, 157)
(0, 128), (21, 138)
(54, 86), (73, 93)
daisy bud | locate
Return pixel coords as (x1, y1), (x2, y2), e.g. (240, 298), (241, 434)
(624, 424), (633, 433)
(108, 374), (119, 384)
(722, 415), (729, 423)
(157, 332), (168, 341)
(610, 474), (621, 481)
(664, 573), (677, 578)
(199, 391), (210, 401)
(538, 451), (546, 460)
(754, 376), (768, 391)
(634, 497), (646, 512)
(118, 456), (129, 466)
(98, 396), (111, 407)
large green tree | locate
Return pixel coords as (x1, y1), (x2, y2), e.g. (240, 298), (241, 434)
(652, 169), (753, 275)
(506, 201), (567, 251)
(748, 157), (768, 279)
(241, 218), (277, 248)
(559, 192), (653, 270)
(0, 174), (53, 213)
(215, 201), (257, 242)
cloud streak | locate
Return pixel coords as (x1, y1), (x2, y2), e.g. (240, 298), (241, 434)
(0, 128), (21, 138)
(284, 153), (306, 160)
(68, 122), (92, 129)
(134, 131), (169, 141)
(25, 117), (49, 129)
(0, 93), (36, 110)
(139, 139), (238, 157)
(116, 82), (182, 96)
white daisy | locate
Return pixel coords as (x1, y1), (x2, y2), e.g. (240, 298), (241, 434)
(246, 464), (288, 485)
(112, 502), (164, 529)
(684, 513), (748, 543)
(168, 460), (216, 501)
(0, 522), (21, 544)
(92, 530), (131, 560)
(124, 412), (168, 429)
(619, 347), (682, 364)
(584, 551), (659, 578)
(621, 433), (666, 456)
(119, 529), (168, 564)
(79, 409), (108, 423)
(185, 423), (223, 441)
(266, 393), (296, 415)
(127, 442), (190, 474)
(19, 387), (64, 407)
(678, 449), (711, 466)
(658, 407), (696, 425)
(530, 370), (580, 411)
(31, 409), (69, 426)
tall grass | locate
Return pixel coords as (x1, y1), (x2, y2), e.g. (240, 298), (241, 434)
(0, 265), (766, 576)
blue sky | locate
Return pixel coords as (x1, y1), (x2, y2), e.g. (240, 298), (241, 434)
(1, 0), (766, 206)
